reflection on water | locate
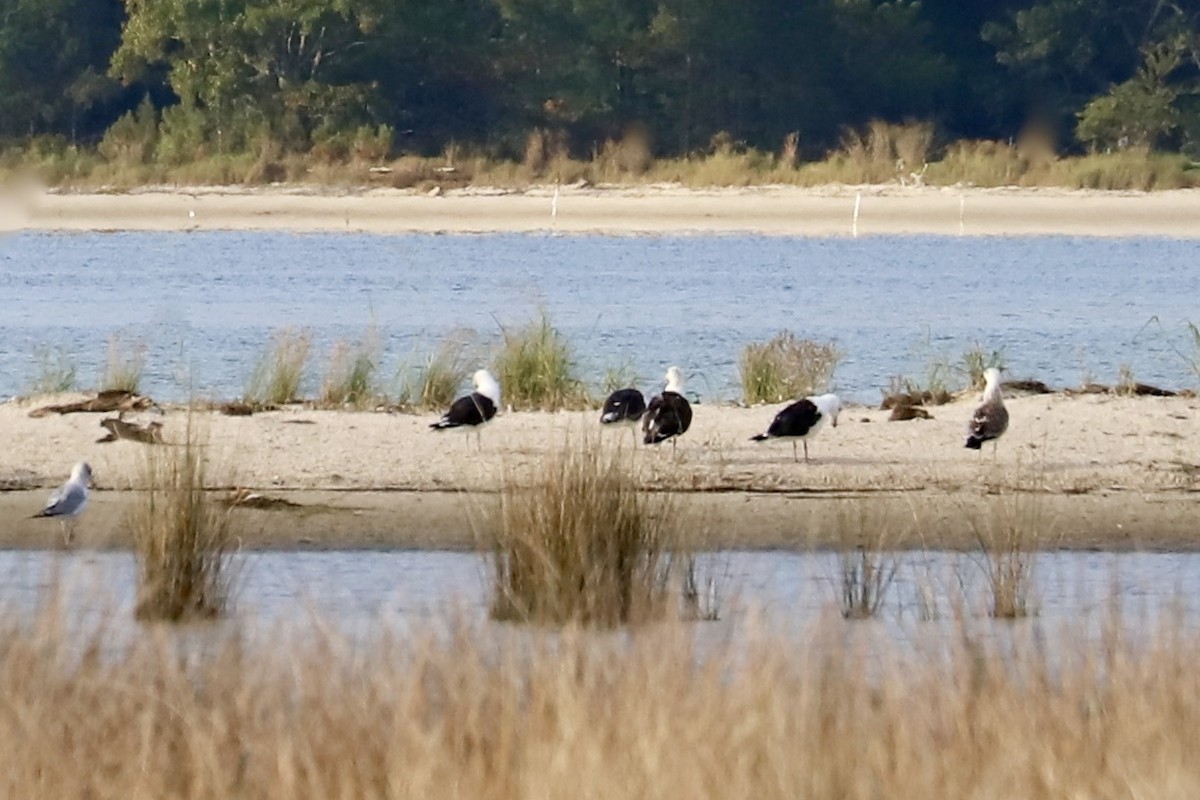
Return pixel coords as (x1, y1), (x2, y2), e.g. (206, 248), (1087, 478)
(2, 232), (1198, 403)
(2, 549), (1197, 653)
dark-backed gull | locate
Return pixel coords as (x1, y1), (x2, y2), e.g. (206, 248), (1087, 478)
(750, 393), (842, 463)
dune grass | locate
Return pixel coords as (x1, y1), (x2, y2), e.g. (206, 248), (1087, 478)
(398, 331), (475, 409)
(492, 311), (589, 411)
(27, 344), (77, 394)
(320, 329), (381, 409)
(487, 434), (681, 626)
(245, 328), (311, 406)
(960, 342), (1006, 391)
(7, 119), (1200, 192)
(100, 334), (147, 393)
(130, 417), (236, 622)
(3, 598), (1200, 797)
(740, 331), (842, 405)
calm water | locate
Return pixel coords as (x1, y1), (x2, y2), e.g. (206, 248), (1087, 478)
(5, 549), (1198, 648)
(2, 231), (1198, 403)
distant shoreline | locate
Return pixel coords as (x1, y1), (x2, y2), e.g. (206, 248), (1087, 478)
(9, 184), (1200, 237)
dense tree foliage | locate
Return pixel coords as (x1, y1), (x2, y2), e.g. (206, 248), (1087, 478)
(0, 0), (1197, 160)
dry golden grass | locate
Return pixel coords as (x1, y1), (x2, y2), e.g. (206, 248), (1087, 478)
(130, 418), (236, 621)
(740, 330), (842, 404)
(2, 601), (1200, 798)
(487, 434), (681, 626)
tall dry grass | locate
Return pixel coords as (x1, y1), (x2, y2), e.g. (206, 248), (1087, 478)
(320, 329), (381, 409)
(492, 311), (588, 410)
(100, 333), (147, 393)
(487, 435), (680, 626)
(245, 327), (310, 405)
(740, 331), (842, 404)
(398, 331), (475, 409)
(967, 488), (1046, 619)
(2, 604), (1200, 797)
(130, 418), (236, 621)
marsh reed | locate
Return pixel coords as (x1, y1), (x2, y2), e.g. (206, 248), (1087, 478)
(487, 434), (680, 626)
(130, 417), (236, 621)
(1, 603), (1199, 798)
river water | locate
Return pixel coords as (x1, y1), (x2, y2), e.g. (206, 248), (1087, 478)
(2, 231), (1197, 403)
(6, 549), (1197, 650)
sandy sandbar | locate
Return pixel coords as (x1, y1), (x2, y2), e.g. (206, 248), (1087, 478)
(2, 392), (1199, 550)
(9, 184), (1200, 237)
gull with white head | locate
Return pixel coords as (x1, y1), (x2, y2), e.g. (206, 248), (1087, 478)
(751, 393), (842, 463)
(31, 462), (93, 546)
(643, 366), (693, 454)
(430, 369), (502, 450)
(965, 367), (1008, 455)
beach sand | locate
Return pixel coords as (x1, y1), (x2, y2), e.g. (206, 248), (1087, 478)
(14, 183), (1200, 238)
(3, 391), (1199, 550)
(6, 184), (1200, 550)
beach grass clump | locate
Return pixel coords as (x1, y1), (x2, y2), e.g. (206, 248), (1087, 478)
(740, 330), (842, 405)
(968, 490), (1045, 619)
(28, 345), (77, 394)
(130, 418), (235, 622)
(399, 331), (475, 409)
(245, 327), (311, 406)
(100, 334), (147, 393)
(960, 342), (1006, 390)
(488, 435), (679, 626)
(834, 502), (900, 620)
(492, 311), (588, 410)
(320, 329), (381, 409)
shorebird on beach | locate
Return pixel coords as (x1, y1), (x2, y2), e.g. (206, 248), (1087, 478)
(430, 369), (502, 450)
(643, 366), (693, 454)
(750, 393), (842, 463)
(600, 387), (647, 425)
(965, 367), (1008, 455)
(31, 462), (93, 547)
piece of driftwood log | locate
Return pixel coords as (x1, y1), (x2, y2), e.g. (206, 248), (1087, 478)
(29, 390), (157, 418)
(888, 404), (932, 421)
(1001, 379), (1053, 394)
(223, 488), (301, 510)
(96, 416), (164, 444)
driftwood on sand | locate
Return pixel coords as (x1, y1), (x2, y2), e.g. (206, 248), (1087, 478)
(29, 390), (158, 418)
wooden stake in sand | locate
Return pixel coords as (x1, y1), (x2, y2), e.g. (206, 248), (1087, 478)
(852, 191), (862, 238)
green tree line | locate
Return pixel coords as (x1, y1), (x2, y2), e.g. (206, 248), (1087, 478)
(1, 0), (1198, 165)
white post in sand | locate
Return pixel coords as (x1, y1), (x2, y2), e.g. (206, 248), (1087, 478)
(852, 191), (862, 238)
(551, 184), (560, 229)
(959, 192), (965, 236)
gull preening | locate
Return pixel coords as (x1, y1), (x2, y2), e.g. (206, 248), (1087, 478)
(31, 461), (93, 546)
(430, 369), (502, 449)
(750, 393), (842, 463)
(965, 367), (1008, 453)
(600, 387), (647, 425)
(643, 366), (693, 452)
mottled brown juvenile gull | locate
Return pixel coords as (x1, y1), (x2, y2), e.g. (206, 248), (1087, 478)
(965, 367), (1008, 452)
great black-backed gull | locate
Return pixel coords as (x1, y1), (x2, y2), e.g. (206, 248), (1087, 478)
(31, 461), (92, 546)
(600, 387), (647, 425)
(430, 369), (501, 449)
(643, 366), (693, 452)
(750, 393), (842, 463)
(965, 367), (1008, 452)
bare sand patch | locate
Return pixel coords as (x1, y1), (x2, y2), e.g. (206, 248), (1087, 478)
(19, 184), (1200, 238)
(3, 392), (1200, 550)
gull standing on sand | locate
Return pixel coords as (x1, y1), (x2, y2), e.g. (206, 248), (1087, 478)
(965, 367), (1008, 453)
(643, 366), (693, 453)
(750, 393), (842, 463)
(430, 369), (502, 449)
(600, 387), (647, 425)
(31, 462), (93, 546)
